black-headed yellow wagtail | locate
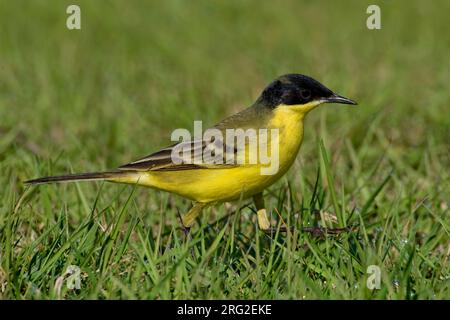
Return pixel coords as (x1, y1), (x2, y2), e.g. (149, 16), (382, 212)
(26, 74), (356, 232)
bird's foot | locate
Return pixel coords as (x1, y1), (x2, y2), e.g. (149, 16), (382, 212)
(263, 225), (356, 237)
(301, 226), (356, 237)
(262, 225), (294, 234)
(176, 209), (192, 241)
(176, 209), (197, 259)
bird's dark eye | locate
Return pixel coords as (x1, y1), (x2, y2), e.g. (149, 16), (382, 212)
(300, 89), (311, 100)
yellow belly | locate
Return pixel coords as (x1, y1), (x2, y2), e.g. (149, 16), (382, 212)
(114, 107), (305, 203)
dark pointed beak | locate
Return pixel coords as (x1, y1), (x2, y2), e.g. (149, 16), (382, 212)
(325, 93), (357, 105)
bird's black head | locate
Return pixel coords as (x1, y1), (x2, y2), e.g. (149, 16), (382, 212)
(256, 74), (357, 110)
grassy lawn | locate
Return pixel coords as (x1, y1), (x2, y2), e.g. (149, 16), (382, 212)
(0, 0), (449, 299)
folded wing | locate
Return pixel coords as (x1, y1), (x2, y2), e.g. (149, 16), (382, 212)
(118, 137), (239, 172)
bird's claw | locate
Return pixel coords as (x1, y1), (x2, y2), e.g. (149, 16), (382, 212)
(301, 226), (356, 237)
(176, 209), (192, 241)
(263, 225), (356, 237)
(262, 225), (294, 234)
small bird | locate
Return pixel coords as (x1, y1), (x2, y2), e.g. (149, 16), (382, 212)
(25, 74), (356, 232)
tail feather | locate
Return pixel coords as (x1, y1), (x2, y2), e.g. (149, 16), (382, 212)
(24, 170), (134, 185)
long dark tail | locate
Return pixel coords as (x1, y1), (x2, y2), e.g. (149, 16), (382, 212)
(24, 170), (136, 186)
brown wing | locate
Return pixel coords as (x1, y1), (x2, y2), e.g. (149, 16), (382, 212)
(120, 106), (269, 172)
(118, 138), (238, 172)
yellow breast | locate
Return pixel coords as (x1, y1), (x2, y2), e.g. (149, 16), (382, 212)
(267, 105), (305, 174)
(118, 106), (306, 203)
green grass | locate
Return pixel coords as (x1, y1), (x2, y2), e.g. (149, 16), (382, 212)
(0, 0), (449, 299)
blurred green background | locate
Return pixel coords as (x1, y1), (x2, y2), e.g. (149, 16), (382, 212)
(0, 0), (449, 299)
